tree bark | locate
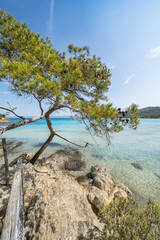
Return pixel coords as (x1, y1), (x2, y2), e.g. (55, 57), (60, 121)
(30, 115), (55, 165)
(29, 133), (54, 165)
(0, 115), (44, 136)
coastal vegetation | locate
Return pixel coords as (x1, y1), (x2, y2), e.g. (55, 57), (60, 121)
(0, 114), (5, 119)
(0, 9), (139, 164)
(98, 198), (160, 240)
(139, 107), (160, 118)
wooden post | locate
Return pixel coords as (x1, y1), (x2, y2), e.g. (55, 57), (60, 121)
(2, 138), (9, 185)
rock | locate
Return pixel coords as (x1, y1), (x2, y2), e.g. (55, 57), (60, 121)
(40, 149), (86, 171)
(131, 163), (143, 171)
(23, 159), (102, 240)
(154, 173), (160, 179)
(77, 176), (93, 189)
(91, 165), (114, 192)
(0, 118), (11, 124)
(87, 164), (132, 211)
(88, 186), (108, 212)
(0, 152), (132, 240)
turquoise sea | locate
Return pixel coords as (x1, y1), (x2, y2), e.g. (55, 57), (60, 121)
(0, 118), (160, 205)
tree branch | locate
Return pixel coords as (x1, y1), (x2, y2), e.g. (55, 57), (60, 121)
(57, 104), (99, 145)
(0, 105), (25, 120)
(32, 94), (44, 115)
(81, 116), (99, 146)
(0, 115), (44, 136)
(54, 132), (91, 148)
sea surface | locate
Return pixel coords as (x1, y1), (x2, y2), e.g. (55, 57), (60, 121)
(0, 118), (160, 205)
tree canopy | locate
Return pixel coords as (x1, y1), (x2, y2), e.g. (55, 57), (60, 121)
(0, 9), (139, 164)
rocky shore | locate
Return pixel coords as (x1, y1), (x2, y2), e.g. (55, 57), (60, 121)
(0, 150), (132, 240)
(0, 118), (11, 124)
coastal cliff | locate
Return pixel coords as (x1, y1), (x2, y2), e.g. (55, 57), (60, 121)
(0, 150), (132, 240)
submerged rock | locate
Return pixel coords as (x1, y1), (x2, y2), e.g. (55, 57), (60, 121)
(154, 173), (160, 179)
(131, 163), (143, 171)
(37, 149), (86, 171)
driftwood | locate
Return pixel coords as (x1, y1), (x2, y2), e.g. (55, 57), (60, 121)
(9, 154), (27, 167)
(0, 142), (23, 157)
(0, 141), (14, 147)
(0, 159), (24, 240)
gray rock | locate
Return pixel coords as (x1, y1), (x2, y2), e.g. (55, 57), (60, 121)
(131, 163), (143, 171)
(154, 173), (160, 179)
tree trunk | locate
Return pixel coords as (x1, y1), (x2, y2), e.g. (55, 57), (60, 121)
(29, 114), (55, 165)
(30, 133), (54, 165)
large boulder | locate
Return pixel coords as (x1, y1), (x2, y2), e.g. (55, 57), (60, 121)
(87, 164), (132, 211)
(0, 152), (132, 240)
(23, 161), (102, 240)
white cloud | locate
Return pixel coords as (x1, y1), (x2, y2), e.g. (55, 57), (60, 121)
(48, 0), (55, 34)
(145, 46), (160, 59)
(123, 74), (135, 85)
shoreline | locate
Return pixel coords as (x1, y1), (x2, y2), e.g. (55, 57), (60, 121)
(0, 118), (11, 124)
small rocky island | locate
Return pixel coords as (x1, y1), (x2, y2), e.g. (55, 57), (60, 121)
(0, 150), (132, 239)
(0, 118), (11, 124)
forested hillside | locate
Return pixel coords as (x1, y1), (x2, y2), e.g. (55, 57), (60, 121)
(139, 107), (160, 118)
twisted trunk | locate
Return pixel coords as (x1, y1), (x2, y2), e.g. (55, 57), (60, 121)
(30, 114), (55, 165)
(29, 133), (54, 165)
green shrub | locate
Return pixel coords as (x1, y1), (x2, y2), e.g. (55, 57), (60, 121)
(98, 198), (160, 240)
(0, 114), (5, 119)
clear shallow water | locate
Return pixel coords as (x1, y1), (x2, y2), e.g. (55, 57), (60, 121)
(0, 118), (160, 205)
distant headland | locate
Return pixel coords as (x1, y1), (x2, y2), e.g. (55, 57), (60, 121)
(0, 114), (11, 124)
(139, 106), (160, 118)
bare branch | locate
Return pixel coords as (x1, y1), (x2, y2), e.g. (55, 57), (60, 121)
(57, 104), (99, 145)
(32, 94), (44, 115)
(55, 132), (91, 148)
(0, 105), (25, 120)
(81, 117), (99, 146)
(0, 114), (44, 136)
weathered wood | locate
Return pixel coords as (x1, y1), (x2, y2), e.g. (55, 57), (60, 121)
(9, 153), (27, 167)
(2, 139), (9, 186)
(0, 141), (14, 147)
(0, 159), (24, 240)
(0, 142), (23, 157)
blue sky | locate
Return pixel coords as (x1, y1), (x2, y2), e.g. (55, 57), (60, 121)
(0, 0), (160, 116)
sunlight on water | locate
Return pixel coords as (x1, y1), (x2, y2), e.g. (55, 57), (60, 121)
(0, 118), (160, 205)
